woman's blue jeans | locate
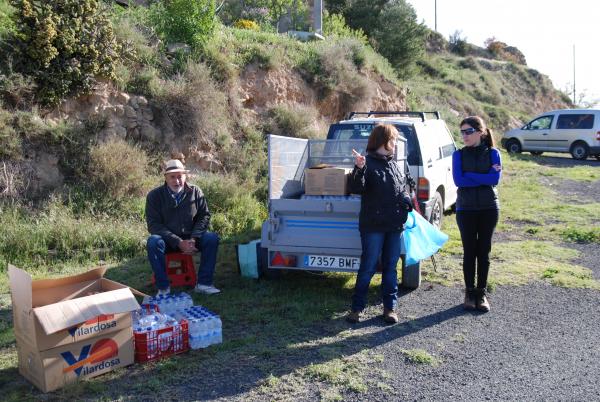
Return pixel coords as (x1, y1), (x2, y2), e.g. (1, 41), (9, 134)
(351, 230), (402, 312)
(147, 232), (219, 290)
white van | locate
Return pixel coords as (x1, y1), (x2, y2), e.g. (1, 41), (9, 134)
(326, 111), (458, 228)
(502, 109), (600, 160)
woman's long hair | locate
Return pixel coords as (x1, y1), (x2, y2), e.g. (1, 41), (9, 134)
(460, 116), (496, 148)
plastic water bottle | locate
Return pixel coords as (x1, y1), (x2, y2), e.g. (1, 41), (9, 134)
(214, 316), (223, 344)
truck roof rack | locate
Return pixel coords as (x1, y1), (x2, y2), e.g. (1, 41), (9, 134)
(346, 111), (441, 122)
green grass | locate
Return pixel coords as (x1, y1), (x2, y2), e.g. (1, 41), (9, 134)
(400, 348), (440, 366)
(1, 145), (599, 399)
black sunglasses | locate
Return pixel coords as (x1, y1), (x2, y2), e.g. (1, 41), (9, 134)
(460, 127), (477, 135)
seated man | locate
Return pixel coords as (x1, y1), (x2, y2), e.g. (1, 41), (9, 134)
(145, 159), (220, 296)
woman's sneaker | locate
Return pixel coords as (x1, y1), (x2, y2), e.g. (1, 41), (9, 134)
(194, 284), (221, 295)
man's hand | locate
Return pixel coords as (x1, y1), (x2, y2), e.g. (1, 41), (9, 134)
(492, 164), (502, 172)
(179, 239), (198, 254)
(352, 149), (366, 169)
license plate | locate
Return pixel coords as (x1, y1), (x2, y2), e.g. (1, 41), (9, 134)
(304, 255), (360, 269)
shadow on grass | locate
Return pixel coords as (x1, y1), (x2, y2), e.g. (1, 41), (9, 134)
(0, 243), (468, 400)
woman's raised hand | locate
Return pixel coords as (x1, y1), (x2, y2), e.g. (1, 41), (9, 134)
(352, 149), (366, 169)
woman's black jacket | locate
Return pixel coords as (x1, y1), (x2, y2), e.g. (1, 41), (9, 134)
(349, 152), (412, 233)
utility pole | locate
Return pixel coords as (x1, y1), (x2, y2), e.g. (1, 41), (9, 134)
(573, 44), (576, 105)
(435, 0), (438, 31)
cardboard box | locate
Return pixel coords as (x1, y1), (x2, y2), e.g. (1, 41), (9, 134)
(16, 328), (134, 393)
(304, 166), (352, 196)
(8, 265), (143, 392)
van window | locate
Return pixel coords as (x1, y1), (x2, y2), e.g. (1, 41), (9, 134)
(441, 143), (456, 158)
(556, 114), (595, 129)
(327, 123), (422, 165)
(525, 116), (553, 130)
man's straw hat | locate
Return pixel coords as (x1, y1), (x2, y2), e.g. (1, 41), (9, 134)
(163, 159), (189, 174)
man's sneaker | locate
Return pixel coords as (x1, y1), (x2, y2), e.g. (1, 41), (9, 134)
(383, 308), (399, 324)
(464, 288), (476, 310)
(156, 287), (170, 297)
(345, 310), (360, 324)
(475, 288), (490, 312)
(194, 284), (221, 295)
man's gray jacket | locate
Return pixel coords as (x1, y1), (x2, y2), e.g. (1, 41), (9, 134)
(145, 183), (211, 249)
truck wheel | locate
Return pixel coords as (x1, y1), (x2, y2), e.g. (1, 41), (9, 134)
(570, 142), (589, 160)
(401, 257), (421, 289)
(256, 244), (281, 279)
(429, 192), (443, 229)
(506, 139), (521, 154)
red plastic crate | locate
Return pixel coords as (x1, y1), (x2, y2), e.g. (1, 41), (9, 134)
(134, 319), (189, 363)
(151, 252), (197, 287)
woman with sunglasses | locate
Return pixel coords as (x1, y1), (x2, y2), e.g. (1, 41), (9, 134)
(452, 116), (502, 312)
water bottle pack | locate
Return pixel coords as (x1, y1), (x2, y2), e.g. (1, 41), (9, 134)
(132, 304), (189, 362)
(142, 292), (193, 316)
(172, 306), (222, 350)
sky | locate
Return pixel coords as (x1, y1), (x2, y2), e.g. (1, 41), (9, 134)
(405, 0), (600, 108)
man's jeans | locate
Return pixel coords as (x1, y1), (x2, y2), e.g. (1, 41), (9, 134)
(147, 233), (219, 290)
(351, 231), (402, 312)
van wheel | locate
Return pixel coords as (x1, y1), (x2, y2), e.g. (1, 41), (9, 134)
(570, 142), (589, 160)
(530, 151), (543, 156)
(506, 139), (521, 153)
(429, 192), (443, 229)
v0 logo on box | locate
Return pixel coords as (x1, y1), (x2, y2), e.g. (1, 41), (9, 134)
(61, 338), (120, 376)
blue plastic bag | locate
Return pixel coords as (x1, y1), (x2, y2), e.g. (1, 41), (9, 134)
(237, 240), (260, 279)
(403, 211), (449, 265)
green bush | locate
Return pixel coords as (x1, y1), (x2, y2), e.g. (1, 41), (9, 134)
(153, 60), (232, 150)
(193, 173), (267, 239)
(9, 0), (120, 105)
(88, 138), (149, 199)
(0, 0), (15, 39)
(149, 0), (215, 49)
(323, 12), (367, 45)
(449, 30), (471, 56)
(0, 108), (20, 160)
(267, 103), (321, 139)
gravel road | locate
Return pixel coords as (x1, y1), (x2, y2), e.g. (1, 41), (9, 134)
(124, 284), (600, 401)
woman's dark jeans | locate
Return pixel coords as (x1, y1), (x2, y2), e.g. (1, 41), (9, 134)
(351, 230), (402, 312)
(456, 209), (499, 289)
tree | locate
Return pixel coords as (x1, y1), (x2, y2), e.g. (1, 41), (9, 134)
(9, 0), (119, 105)
(370, 1), (427, 76)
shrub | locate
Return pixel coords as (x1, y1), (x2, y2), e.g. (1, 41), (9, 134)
(193, 173), (267, 239)
(149, 0), (215, 49)
(449, 30), (470, 56)
(0, 67), (37, 109)
(267, 103), (321, 139)
(299, 40), (373, 110)
(234, 19), (260, 31)
(0, 160), (29, 200)
(9, 0), (120, 105)
(458, 57), (479, 71)
(322, 12), (368, 45)
(87, 138), (149, 199)
(0, 0), (15, 39)
(154, 60), (232, 151)
(0, 108), (21, 160)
